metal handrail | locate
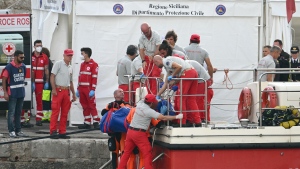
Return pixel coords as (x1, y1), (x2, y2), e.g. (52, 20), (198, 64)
(169, 77), (208, 127)
(124, 75), (162, 105)
(258, 71), (300, 127)
(215, 68), (300, 71)
(152, 153), (165, 163)
(98, 159), (112, 169)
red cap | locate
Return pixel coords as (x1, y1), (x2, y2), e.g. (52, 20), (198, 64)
(64, 49), (74, 56)
(144, 94), (158, 103)
(190, 34), (200, 42)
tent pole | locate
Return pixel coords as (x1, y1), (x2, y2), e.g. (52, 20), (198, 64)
(266, 0), (269, 46)
(259, 0), (265, 61)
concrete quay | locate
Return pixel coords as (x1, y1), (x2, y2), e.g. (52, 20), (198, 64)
(0, 113), (112, 169)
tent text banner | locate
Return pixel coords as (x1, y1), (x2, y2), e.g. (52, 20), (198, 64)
(31, 0), (72, 14)
(75, 1), (261, 17)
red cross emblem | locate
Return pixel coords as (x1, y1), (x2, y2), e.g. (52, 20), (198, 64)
(2, 42), (16, 56)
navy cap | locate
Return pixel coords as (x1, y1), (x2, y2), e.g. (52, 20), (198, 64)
(291, 46), (299, 54)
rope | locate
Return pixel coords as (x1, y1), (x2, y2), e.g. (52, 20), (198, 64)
(211, 101), (260, 112)
(222, 69), (233, 90)
(152, 128), (158, 148)
(213, 78), (253, 85)
(145, 58), (155, 95)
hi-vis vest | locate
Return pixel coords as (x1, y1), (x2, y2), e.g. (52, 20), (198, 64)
(5, 63), (26, 98)
(32, 53), (48, 83)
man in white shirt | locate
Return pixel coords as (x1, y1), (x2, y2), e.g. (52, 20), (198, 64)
(117, 45), (138, 102)
(184, 34), (214, 82)
(257, 46), (281, 82)
(118, 94), (182, 169)
(139, 23), (162, 95)
(263, 45), (271, 57)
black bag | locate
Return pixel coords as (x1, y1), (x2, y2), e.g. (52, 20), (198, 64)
(108, 137), (116, 151)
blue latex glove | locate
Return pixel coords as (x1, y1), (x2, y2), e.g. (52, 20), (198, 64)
(44, 82), (49, 90)
(140, 73), (145, 79)
(159, 82), (164, 88)
(76, 90), (80, 98)
(89, 90), (95, 97)
(32, 83), (35, 92)
(171, 85), (178, 92)
(156, 95), (161, 101)
(167, 75), (173, 81)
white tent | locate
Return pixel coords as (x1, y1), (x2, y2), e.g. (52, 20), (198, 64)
(70, 0), (263, 124)
(30, 0), (72, 116)
(31, 0), (72, 62)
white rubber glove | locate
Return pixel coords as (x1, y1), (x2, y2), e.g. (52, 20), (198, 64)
(175, 114), (183, 119)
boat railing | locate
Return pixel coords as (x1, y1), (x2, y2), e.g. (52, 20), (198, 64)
(98, 158), (112, 169)
(125, 68), (300, 128)
(124, 75), (163, 106)
(258, 69), (300, 127)
(168, 77), (207, 127)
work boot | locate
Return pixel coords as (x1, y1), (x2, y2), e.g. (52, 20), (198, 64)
(59, 134), (71, 139)
(36, 120), (43, 126)
(50, 131), (59, 139)
(172, 123), (185, 128)
(182, 123), (193, 127)
(185, 121), (193, 127)
(93, 122), (99, 129)
(78, 123), (91, 129)
(195, 123), (202, 127)
(21, 121), (34, 128)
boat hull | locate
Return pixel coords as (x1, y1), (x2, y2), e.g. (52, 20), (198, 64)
(153, 144), (300, 169)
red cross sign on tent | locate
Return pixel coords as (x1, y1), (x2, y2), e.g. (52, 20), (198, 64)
(2, 42), (16, 56)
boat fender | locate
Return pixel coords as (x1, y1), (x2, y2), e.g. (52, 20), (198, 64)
(237, 87), (252, 120)
(280, 118), (300, 129)
(261, 86), (278, 110)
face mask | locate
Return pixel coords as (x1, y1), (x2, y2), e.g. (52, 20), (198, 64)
(36, 46), (42, 53)
(80, 55), (85, 60)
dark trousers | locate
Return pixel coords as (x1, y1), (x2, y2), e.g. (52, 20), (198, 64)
(7, 97), (24, 133)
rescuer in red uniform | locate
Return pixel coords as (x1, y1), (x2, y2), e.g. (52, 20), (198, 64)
(76, 47), (100, 129)
(118, 94), (182, 169)
(31, 40), (49, 126)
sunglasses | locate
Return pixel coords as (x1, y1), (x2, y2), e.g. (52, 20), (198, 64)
(19, 57), (25, 59)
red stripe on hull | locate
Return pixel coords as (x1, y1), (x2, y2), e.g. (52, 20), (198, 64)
(153, 145), (300, 169)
